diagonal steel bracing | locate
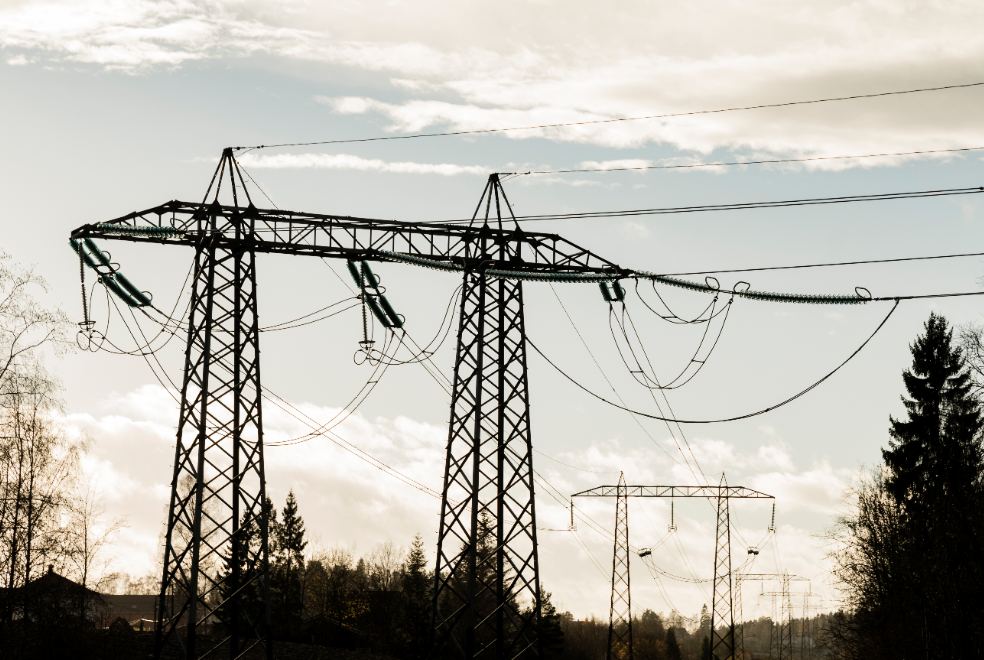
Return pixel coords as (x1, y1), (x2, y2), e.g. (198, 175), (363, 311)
(433, 176), (541, 660)
(608, 473), (633, 660)
(711, 475), (734, 660)
(156, 153), (272, 660)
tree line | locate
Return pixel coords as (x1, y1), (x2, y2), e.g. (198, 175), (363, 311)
(826, 312), (984, 658)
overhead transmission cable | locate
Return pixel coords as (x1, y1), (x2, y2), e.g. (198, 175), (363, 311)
(529, 298), (901, 424)
(231, 80), (984, 151)
(655, 249), (984, 277)
(435, 186), (984, 224)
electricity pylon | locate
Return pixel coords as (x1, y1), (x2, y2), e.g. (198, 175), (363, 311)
(734, 574), (808, 659)
(607, 473), (633, 660)
(72, 152), (626, 660)
(571, 478), (774, 660)
(761, 576), (803, 660)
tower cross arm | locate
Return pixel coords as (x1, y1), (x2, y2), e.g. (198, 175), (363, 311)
(70, 200), (625, 276)
(571, 485), (775, 499)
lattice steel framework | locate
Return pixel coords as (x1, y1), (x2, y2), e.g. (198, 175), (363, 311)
(764, 578), (795, 660)
(779, 574), (793, 660)
(735, 575), (808, 660)
(571, 479), (773, 660)
(156, 153), (272, 660)
(711, 475), (734, 660)
(607, 473), (633, 660)
(432, 176), (541, 659)
(72, 157), (718, 660)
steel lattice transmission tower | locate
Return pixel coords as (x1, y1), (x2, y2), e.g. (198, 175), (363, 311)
(72, 157), (627, 660)
(571, 478), (774, 660)
(606, 473), (633, 660)
(710, 474), (734, 660)
(161, 160), (272, 660)
(432, 176), (542, 658)
(764, 576), (795, 660)
(734, 574), (808, 660)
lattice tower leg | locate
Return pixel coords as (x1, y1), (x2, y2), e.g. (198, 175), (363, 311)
(607, 473), (632, 660)
(432, 264), (540, 659)
(734, 576), (744, 660)
(779, 574), (793, 660)
(710, 476), (734, 660)
(769, 595), (778, 659)
(156, 232), (272, 660)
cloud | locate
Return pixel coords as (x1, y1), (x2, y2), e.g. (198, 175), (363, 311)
(64, 384), (853, 615)
(237, 152), (489, 176)
(4, 0), (984, 160)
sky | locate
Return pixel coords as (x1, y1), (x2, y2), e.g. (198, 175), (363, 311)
(3, 0), (984, 623)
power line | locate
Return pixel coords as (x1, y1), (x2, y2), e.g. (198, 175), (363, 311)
(232, 80), (984, 151)
(520, 145), (984, 175)
(658, 250), (984, 277)
(436, 186), (984, 223)
(528, 299), (900, 424)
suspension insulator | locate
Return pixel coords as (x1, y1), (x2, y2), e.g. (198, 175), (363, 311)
(378, 295), (403, 329)
(364, 295), (392, 328)
(612, 280), (626, 302)
(346, 260), (362, 287)
(83, 238), (112, 268)
(99, 275), (142, 308)
(114, 272), (153, 307)
(598, 282), (614, 302)
(69, 239), (99, 270)
(359, 261), (380, 289)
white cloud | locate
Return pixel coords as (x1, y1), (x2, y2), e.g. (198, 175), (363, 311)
(4, 1), (984, 160)
(237, 152), (489, 176)
(61, 384), (854, 615)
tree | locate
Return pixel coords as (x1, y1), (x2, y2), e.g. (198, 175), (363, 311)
(271, 490), (306, 635)
(883, 312), (984, 505)
(0, 364), (83, 625)
(62, 474), (127, 590)
(539, 587), (564, 657)
(828, 312), (984, 659)
(401, 534), (430, 658)
(665, 627), (682, 660)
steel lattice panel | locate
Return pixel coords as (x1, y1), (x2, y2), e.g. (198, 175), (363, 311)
(711, 478), (735, 660)
(608, 475), (633, 660)
(157, 230), (272, 660)
(433, 179), (541, 660)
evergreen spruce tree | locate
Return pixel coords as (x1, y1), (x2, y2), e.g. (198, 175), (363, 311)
(883, 311), (984, 505)
(401, 533), (431, 658)
(270, 491), (306, 636)
(538, 587), (564, 657)
(665, 628), (682, 660)
(830, 312), (984, 659)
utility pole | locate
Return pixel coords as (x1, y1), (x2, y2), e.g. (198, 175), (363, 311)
(571, 479), (774, 660)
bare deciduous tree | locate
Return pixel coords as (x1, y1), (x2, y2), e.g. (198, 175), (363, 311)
(62, 475), (128, 591)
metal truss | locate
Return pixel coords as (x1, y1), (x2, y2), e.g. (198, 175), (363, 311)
(735, 575), (807, 660)
(711, 475), (734, 660)
(779, 574), (793, 660)
(572, 485), (773, 499)
(607, 473), (633, 660)
(572, 478), (774, 660)
(156, 152), (271, 660)
(72, 199), (622, 278)
(432, 175), (541, 659)
(762, 578), (798, 660)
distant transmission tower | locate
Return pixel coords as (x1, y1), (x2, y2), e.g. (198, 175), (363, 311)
(710, 474), (734, 660)
(572, 476), (773, 660)
(608, 473), (633, 660)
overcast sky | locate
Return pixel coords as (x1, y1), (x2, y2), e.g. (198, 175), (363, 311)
(4, 0), (984, 621)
